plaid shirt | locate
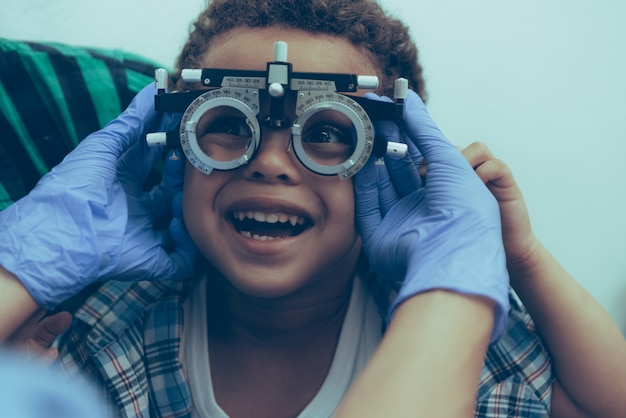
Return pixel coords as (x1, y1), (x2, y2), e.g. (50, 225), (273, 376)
(57, 279), (553, 418)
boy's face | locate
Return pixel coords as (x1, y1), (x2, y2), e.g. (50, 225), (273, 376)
(183, 27), (378, 299)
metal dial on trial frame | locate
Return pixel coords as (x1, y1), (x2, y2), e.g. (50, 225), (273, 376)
(180, 88), (261, 174)
(293, 91), (374, 179)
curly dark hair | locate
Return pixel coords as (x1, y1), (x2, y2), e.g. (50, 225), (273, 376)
(174, 0), (427, 100)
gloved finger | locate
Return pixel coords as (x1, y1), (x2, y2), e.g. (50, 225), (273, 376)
(116, 138), (162, 196)
(156, 191), (185, 253)
(143, 151), (186, 224)
(165, 215), (198, 281)
(404, 137), (425, 171)
(375, 121), (423, 197)
(59, 84), (166, 182)
(172, 191), (184, 218)
(376, 159), (400, 217)
(353, 157), (382, 244)
(161, 149), (186, 192)
(384, 127), (424, 172)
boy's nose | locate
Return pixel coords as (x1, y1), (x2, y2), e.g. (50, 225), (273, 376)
(242, 128), (302, 183)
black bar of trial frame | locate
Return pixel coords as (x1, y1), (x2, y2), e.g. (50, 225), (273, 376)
(155, 90), (401, 122)
(198, 68), (359, 93)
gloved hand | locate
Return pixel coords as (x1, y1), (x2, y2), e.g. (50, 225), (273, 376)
(0, 84), (197, 309)
(354, 90), (509, 342)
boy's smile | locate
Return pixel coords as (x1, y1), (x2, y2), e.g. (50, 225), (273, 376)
(182, 26), (377, 300)
(223, 193), (316, 255)
(229, 207), (312, 240)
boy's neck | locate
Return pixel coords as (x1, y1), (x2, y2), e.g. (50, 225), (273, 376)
(206, 266), (355, 347)
(203, 241), (364, 346)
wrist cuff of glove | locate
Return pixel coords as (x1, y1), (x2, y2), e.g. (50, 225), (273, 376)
(388, 264), (510, 344)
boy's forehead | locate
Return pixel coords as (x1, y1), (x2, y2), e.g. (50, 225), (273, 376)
(201, 27), (376, 75)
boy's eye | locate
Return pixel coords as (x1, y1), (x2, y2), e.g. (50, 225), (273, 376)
(196, 113), (252, 162)
(201, 116), (251, 138)
(300, 121), (355, 166)
(302, 124), (352, 145)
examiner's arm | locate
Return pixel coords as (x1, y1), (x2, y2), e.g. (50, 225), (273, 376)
(0, 265), (39, 342)
(336, 290), (493, 418)
(349, 90), (511, 416)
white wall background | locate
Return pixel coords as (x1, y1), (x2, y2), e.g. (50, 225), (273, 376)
(1, 0), (625, 333)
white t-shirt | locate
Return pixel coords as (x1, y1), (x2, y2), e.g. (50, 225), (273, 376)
(180, 275), (382, 417)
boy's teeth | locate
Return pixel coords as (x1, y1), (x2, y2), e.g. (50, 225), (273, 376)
(253, 212), (266, 222)
(234, 211), (305, 226)
(238, 231), (277, 241)
(253, 234), (276, 241)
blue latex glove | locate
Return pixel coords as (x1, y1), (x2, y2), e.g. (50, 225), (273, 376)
(0, 84), (197, 309)
(354, 90), (509, 342)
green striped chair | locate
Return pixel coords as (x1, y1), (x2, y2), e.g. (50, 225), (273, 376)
(0, 38), (162, 210)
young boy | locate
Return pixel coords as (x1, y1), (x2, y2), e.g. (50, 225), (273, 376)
(1, 1), (625, 417)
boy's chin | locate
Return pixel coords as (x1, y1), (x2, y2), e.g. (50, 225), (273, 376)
(199, 260), (309, 298)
